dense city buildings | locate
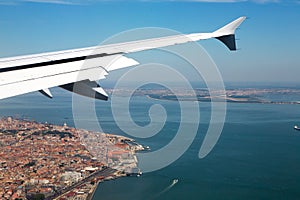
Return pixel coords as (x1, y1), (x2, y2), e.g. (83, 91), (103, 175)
(0, 117), (143, 200)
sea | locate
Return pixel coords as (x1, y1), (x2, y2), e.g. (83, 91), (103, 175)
(1, 83), (300, 200)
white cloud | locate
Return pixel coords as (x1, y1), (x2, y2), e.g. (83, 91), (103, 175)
(0, 0), (81, 5)
(24, 0), (76, 4)
(185, 0), (279, 2)
(0, 0), (294, 5)
(185, 0), (245, 2)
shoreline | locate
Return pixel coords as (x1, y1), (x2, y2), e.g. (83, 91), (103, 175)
(147, 94), (300, 105)
(87, 181), (99, 200)
(0, 117), (145, 200)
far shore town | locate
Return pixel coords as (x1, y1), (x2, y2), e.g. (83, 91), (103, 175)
(0, 117), (144, 200)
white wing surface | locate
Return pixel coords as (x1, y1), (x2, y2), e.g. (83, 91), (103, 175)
(0, 16), (246, 100)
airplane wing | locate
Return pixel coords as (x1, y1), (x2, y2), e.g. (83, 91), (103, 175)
(0, 16), (246, 100)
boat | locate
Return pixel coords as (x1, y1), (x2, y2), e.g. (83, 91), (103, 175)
(294, 125), (300, 131)
(172, 179), (178, 184)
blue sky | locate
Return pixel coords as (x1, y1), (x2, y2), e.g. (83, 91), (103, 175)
(0, 0), (299, 83)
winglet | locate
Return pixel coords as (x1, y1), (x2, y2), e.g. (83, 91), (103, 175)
(213, 16), (246, 51)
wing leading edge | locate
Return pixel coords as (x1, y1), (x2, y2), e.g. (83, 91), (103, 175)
(0, 16), (246, 100)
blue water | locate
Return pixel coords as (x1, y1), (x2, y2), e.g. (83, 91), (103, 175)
(93, 103), (300, 200)
(1, 87), (300, 199)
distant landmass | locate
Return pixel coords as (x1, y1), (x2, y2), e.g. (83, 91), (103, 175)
(107, 87), (300, 104)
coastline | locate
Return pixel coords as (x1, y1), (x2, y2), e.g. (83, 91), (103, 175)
(53, 131), (144, 199)
(87, 181), (99, 200)
(0, 117), (144, 200)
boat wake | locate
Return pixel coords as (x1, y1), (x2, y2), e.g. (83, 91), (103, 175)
(150, 179), (179, 199)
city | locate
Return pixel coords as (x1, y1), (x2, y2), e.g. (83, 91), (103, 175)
(0, 117), (143, 200)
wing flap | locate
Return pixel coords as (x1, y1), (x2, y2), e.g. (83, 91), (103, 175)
(39, 88), (53, 98)
(0, 66), (104, 99)
(0, 55), (138, 99)
(60, 80), (109, 100)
